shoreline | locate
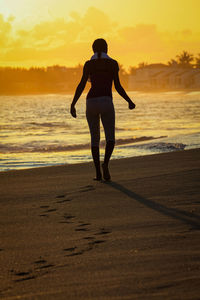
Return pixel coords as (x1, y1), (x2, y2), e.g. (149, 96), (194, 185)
(0, 147), (196, 174)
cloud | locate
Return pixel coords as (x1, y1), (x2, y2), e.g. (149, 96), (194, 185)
(0, 14), (13, 47)
(117, 24), (165, 53)
(80, 7), (117, 38)
(114, 24), (200, 66)
(0, 7), (117, 65)
(0, 7), (200, 68)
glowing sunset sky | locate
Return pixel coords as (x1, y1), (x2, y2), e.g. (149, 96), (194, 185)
(0, 0), (200, 69)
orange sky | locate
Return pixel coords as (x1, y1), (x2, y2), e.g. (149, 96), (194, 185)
(0, 0), (200, 69)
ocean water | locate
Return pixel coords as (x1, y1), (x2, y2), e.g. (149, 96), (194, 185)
(0, 91), (200, 171)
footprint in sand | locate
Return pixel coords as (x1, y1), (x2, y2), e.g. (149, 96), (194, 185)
(56, 198), (72, 204)
(63, 247), (77, 252)
(75, 223), (91, 231)
(56, 195), (66, 198)
(59, 221), (74, 224)
(34, 258), (54, 269)
(39, 207), (57, 217)
(37, 264), (54, 270)
(95, 228), (111, 235)
(89, 240), (105, 245)
(63, 246), (85, 256)
(34, 259), (47, 264)
(63, 214), (75, 220)
(75, 228), (89, 232)
(58, 214), (75, 224)
(44, 208), (57, 213)
(55, 185), (94, 200)
(83, 236), (95, 240)
(69, 225), (109, 255)
(13, 271), (36, 282)
(65, 250), (84, 257)
(79, 185), (95, 193)
(78, 223), (91, 227)
(15, 271), (30, 276)
(39, 214), (49, 217)
(64, 239), (105, 257)
(11, 257), (55, 282)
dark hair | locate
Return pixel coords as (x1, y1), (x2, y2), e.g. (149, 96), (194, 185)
(92, 38), (108, 59)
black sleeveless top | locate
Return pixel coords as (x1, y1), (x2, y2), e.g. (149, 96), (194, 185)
(84, 58), (119, 99)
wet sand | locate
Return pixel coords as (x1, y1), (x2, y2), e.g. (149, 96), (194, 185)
(0, 149), (200, 299)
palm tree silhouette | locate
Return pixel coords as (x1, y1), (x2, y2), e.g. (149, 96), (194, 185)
(176, 51), (194, 67)
(195, 53), (200, 68)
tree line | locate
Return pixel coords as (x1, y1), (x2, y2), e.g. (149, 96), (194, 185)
(129, 51), (200, 74)
(0, 51), (199, 95)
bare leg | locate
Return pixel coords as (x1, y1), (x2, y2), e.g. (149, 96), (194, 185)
(104, 140), (115, 164)
(91, 146), (102, 180)
(86, 107), (101, 180)
(102, 140), (115, 181)
(100, 99), (115, 181)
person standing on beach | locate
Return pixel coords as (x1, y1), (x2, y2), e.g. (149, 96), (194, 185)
(70, 38), (135, 181)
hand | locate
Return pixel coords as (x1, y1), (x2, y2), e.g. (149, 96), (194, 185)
(128, 100), (136, 110)
(70, 104), (77, 118)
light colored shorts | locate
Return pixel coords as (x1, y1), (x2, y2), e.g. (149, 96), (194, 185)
(86, 96), (115, 147)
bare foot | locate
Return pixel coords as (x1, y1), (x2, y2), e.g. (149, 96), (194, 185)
(93, 172), (102, 181)
(93, 176), (102, 181)
(102, 163), (111, 181)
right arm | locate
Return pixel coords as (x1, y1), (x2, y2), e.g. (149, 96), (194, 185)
(113, 64), (135, 109)
(70, 62), (89, 118)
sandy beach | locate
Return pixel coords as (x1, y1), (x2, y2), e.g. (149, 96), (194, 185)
(0, 149), (200, 299)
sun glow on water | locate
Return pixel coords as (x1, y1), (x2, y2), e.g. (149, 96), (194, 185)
(0, 91), (200, 171)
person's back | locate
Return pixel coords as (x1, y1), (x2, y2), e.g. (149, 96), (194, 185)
(85, 58), (119, 99)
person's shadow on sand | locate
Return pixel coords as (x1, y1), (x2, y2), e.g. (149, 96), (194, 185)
(105, 181), (200, 230)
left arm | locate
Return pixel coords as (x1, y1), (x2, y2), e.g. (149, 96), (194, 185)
(70, 62), (89, 118)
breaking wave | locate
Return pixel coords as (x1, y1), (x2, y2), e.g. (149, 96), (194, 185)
(118, 141), (186, 152)
(0, 122), (70, 130)
(0, 136), (166, 153)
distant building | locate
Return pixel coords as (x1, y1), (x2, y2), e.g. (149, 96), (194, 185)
(128, 64), (200, 90)
(191, 70), (200, 88)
